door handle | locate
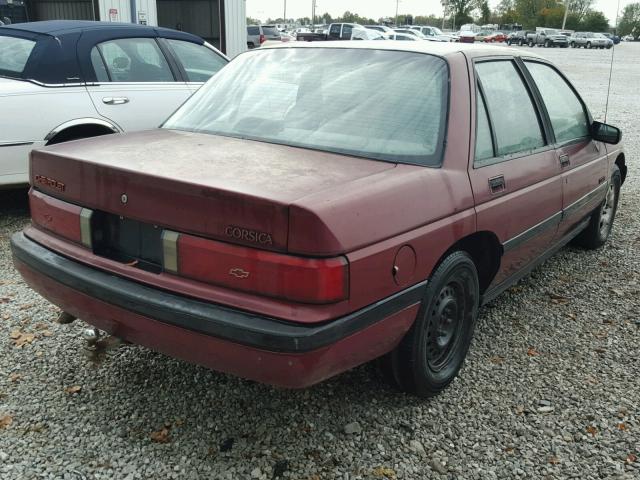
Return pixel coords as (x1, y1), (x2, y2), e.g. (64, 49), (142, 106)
(559, 154), (570, 168)
(102, 97), (129, 105)
(488, 175), (506, 194)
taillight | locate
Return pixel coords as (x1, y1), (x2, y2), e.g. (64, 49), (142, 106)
(259, 34), (266, 44)
(29, 189), (92, 247)
(172, 233), (348, 304)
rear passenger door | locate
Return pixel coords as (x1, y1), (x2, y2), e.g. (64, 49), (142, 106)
(85, 37), (193, 131)
(523, 60), (606, 238)
(468, 58), (563, 286)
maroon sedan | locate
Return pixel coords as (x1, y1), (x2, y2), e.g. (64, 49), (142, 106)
(12, 42), (626, 397)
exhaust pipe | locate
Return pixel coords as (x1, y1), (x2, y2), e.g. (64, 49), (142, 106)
(56, 311), (76, 324)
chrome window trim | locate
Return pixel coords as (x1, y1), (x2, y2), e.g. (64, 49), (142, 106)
(0, 141), (34, 147)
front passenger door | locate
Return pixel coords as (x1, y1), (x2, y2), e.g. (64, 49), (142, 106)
(524, 61), (607, 238)
(86, 37), (193, 131)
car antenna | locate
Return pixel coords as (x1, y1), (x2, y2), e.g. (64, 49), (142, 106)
(605, 0), (621, 123)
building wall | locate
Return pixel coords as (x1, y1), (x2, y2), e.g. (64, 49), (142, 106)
(98, 0), (130, 22)
(135, 0), (157, 26)
(224, 0), (246, 58)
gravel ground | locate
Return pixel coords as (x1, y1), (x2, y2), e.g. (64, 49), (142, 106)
(1, 44), (639, 480)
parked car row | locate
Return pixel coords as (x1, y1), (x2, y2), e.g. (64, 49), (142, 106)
(11, 40), (625, 397)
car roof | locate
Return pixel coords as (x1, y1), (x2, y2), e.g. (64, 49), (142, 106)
(0, 20), (200, 40)
(264, 40), (546, 60)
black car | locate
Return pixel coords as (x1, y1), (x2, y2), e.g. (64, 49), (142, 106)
(507, 30), (531, 46)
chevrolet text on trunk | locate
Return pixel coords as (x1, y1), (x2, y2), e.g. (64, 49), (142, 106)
(12, 42), (626, 397)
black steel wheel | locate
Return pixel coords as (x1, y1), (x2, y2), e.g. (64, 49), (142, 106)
(382, 251), (479, 398)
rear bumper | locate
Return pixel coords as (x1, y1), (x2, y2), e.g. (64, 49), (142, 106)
(11, 232), (423, 387)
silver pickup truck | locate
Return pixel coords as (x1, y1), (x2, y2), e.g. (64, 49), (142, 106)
(527, 28), (569, 48)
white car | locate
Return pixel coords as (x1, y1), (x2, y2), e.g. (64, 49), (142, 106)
(410, 26), (455, 42)
(0, 20), (228, 188)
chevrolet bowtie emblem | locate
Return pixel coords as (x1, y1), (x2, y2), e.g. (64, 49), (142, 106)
(229, 268), (250, 279)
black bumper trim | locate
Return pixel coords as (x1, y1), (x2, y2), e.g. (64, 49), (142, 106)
(11, 232), (426, 353)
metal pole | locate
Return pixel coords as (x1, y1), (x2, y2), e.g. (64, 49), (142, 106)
(562, 2), (569, 30)
(442, 1), (447, 30)
(284, 0), (286, 24)
(395, 0), (399, 26)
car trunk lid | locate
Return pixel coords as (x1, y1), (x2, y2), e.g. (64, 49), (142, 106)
(30, 129), (395, 254)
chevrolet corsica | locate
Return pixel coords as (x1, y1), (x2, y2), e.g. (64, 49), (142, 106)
(11, 42), (626, 397)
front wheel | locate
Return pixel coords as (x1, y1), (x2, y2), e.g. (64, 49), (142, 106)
(528, 40), (534, 47)
(573, 165), (621, 249)
(544, 40), (550, 47)
(518, 39), (524, 46)
(382, 251), (479, 398)
(587, 42), (592, 49)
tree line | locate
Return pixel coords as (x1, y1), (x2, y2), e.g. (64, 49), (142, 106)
(248, 1), (640, 37)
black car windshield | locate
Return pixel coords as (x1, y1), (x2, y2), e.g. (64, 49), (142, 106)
(0, 35), (35, 77)
(164, 47), (449, 165)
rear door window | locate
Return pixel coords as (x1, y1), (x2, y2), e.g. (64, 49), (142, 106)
(166, 40), (226, 82)
(475, 89), (495, 163)
(525, 61), (590, 144)
(329, 24), (341, 39)
(261, 26), (279, 37)
(0, 35), (35, 77)
(341, 25), (353, 39)
(475, 60), (545, 157)
(95, 38), (174, 82)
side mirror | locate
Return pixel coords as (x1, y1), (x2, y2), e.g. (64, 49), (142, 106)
(592, 121), (622, 145)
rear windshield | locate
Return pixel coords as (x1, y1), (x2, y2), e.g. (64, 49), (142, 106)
(261, 26), (279, 36)
(0, 35), (35, 77)
(163, 48), (449, 166)
(247, 26), (260, 35)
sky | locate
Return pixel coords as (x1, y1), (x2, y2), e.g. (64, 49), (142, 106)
(247, 0), (629, 25)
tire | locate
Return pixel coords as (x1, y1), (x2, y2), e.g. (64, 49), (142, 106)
(607, 45), (612, 49)
(573, 165), (621, 249)
(382, 251), (480, 398)
(544, 40), (550, 48)
(518, 39), (524, 46)
(571, 41), (576, 48)
(528, 40), (534, 47)
(587, 42), (592, 49)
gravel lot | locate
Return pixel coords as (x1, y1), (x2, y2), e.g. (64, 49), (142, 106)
(1, 44), (639, 480)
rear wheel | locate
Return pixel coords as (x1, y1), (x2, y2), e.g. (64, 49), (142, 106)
(571, 41), (576, 47)
(528, 40), (534, 47)
(518, 39), (524, 46)
(573, 165), (621, 249)
(382, 251), (479, 398)
(587, 41), (592, 49)
(544, 39), (551, 47)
